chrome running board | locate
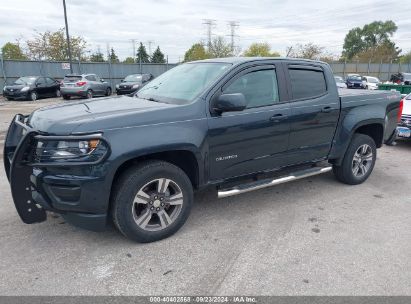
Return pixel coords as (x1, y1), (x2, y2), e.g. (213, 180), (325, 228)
(217, 166), (332, 198)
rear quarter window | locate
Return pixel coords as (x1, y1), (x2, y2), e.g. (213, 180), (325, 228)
(289, 68), (327, 100)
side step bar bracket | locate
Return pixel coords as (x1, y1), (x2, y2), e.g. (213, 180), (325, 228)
(218, 166), (332, 198)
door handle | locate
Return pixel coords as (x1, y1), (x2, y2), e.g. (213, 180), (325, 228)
(321, 106), (332, 113)
(270, 113), (288, 122)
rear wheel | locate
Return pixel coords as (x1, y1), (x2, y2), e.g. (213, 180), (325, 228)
(55, 89), (61, 97)
(105, 87), (112, 96)
(29, 91), (38, 102)
(112, 160), (193, 243)
(333, 134), (376, 185)
(86, 90), (93, 99)
(62, 95), (70, 100)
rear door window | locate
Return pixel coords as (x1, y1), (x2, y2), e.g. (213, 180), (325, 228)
(85, 75), (97, 81)
(288, 68), (327, 100)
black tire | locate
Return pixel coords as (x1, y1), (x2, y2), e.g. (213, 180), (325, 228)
(62, 95), (70, 100)
(111, 160), (193, 243)
(55, 89), (61, 97)
(105, 87), (112, 96)
(333, 133), (377, 185)
(86, 90), (93, 99)
(29, 91), (38, 102)
(6, 97), (12, 101)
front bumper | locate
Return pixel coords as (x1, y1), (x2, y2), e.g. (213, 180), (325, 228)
(3, 115), (111, 231)
(3, 90), (29, 100)
(397, 115), (411, 139)
(116, 88), (138, 95)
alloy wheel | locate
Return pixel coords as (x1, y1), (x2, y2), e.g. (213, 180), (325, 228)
(132, 178), (184, 231)
(352, 144), (373, 177)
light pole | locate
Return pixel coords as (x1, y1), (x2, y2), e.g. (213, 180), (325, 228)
(63, 0), (73, 73)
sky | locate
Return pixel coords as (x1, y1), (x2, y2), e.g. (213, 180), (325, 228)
(1, 0), (411, 63)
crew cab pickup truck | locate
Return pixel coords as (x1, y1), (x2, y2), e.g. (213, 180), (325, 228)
(3, 58), (401, 243)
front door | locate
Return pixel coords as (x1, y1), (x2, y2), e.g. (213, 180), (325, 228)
(207, 64), (291, 181)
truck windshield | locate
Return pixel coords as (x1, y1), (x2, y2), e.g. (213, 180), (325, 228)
(136, 62), (231, 104)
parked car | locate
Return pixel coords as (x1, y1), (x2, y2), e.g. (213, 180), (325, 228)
(362, 76), (381, 90)
(4, 58), (401, 243)
(2, 76), (61, 101)
(346, 75), (365, 89)
(397, 93), (411, 139)
(390, 72), (411, 85)
(60, 74), (111, 99)
(116, 74), (154, 95)
(334, 76), (347, 89)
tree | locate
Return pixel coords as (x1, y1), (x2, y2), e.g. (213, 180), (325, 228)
(123, 57), (136, 64)
(26, 28), (86, 61)
(183, 43), (209, 62)
(1, 42), (27, 60)
(109, 48), (119, 63)
(89, 51), (105, 62)
(208, 36), (232, 58)
(354, 41), (401, 63)
(151, 46), (166, 63)
(137, 42), (150, 63)
(400, 50), (411, 64)
(243, 42), (280, 57)
(287, 43), (324, 60)
(342, 21), (398, 60)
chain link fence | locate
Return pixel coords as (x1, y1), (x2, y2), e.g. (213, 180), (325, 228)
(1, 59), (411, 93)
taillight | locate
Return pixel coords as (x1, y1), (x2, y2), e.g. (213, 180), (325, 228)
(76, 81), (87, 87)
(398, 98), (404, 122)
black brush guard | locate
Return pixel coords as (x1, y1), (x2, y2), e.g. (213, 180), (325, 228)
(3, 114), (47, 224)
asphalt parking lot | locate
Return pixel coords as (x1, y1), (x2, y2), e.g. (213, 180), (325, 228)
(0, 96), (410, 296)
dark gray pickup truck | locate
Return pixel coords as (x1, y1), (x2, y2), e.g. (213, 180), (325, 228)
(4, 58), (401, 242)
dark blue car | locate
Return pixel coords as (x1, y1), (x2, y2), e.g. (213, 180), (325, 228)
(346, 75), (365, 89)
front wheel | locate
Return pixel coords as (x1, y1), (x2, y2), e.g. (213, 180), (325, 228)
(29, 91), (38, 102)
(105, 87), (112, 96)
(333, 134), (377, 185)
(111, 160), (193, 243)
(62, 95), (70, 100)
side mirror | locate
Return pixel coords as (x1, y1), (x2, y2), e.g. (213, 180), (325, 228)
(213, 93), (246, 114)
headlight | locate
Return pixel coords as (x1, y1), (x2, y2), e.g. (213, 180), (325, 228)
(34, 136), (109, 163)
(21, 86), (30, 92)
(132, 84), (140, 89)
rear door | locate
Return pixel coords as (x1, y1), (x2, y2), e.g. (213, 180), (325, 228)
(207, 63), (291, 180)
(35, 77), (47, 97)
(285, 64), (340, 164)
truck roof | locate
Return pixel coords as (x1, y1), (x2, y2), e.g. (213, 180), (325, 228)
(189, 57), (326, 65)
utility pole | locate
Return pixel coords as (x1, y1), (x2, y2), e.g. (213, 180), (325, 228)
(106, 43), (113, 90)
(203, 19), (216, 51)
(227, 21), (239, 53)
(62, 0), (73, 73)
(130, 39), (136, 63)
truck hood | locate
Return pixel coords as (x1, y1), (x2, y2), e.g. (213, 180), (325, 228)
(28, 95), (178, 134)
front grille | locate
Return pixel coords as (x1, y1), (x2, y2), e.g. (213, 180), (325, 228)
(401, 115), (411, 127)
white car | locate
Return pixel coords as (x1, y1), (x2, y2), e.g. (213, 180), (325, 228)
(397, 93), (411, 139)
(334, 76), (347, 89)
(362, 76), (381, 90)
